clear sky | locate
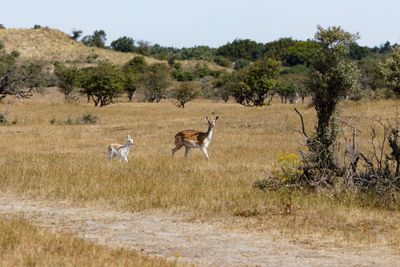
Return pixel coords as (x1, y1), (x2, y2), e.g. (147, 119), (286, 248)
(2, 0), (400, 48)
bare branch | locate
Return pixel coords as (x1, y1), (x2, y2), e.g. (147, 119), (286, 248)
(294, 108), (308, 138)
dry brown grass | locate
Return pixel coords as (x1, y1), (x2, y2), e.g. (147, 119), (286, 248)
(0, 217), (174, 267)
(1, 90), (400, 248)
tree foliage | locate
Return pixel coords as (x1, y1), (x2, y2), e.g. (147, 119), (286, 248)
(380, 47), (400, 96)
(54, 64), (80, 101)
(142, 63), (171, 102)
(171, 82), (199, 108)
(80, 63), (124, 107)
(0, 49), (46, 99)
(81, 30), (107, 48)
(233, 57), (280, 106)
(111, 36), (135, 53)
(216, 39), (264, 61)
(123, 56), (148, 101)
(304, 26), (360, 177)
(71, 29), (83, 41)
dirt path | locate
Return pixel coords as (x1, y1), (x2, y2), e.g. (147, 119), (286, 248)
(0, 196), (399, 266)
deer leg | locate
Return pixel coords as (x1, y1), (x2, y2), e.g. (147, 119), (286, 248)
(201, 147), (209, 160)
(171, 144), (183, 156)
(108, 148), (113, 160)
(184, 147), (191, 158)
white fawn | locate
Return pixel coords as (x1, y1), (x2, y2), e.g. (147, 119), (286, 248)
(108, 135), (135, 162)
(172, 116), (219, 159)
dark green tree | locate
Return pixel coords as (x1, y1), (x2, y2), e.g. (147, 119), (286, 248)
(142, 63), (171, 102)
(71, 29), (83, 41)
(123, 56), (148, 102)
(276, 81), (296, 103)
(111, 36), (135, 52)
(264, 38), (296, 60)
(216, 39), (264, 61)
(285, 41), (319, 66)
(54, 64), (80, 101)
(81, 30), (107, 48)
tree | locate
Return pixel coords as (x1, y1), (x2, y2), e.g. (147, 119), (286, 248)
(264, 38), (296, 61)
(142, 63), (171, 102)
(303, 26), (360, 179)
(123, 56), (148, 101)
(0, 50), (46, 99)
(213, 56), (231, 67)
(171, 82), (199, 108)
(232, 57), (280, 106)
(111, 36), (135, 52)
(358, 55), (385, 90)
(54, 64), (80, 101)
(135, 40), (151, 56)
(285, 41), (319, 66)
(380, 47), (400, 96)
(276, 81), (296, 103)
(234, 59), (251, 70)
(80, 63), (124, 107)
(71, 29), (83, 40)
(213, 72), (232, 102)
(81, 30), (107, 48)
(124, 56), (147, 73)
(216, 39), (264, 61)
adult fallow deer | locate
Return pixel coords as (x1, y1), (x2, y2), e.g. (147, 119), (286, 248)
(172, 116), (219, 160)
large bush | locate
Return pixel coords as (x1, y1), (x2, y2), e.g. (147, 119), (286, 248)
(230, 57), (281, 106)
(111, 36), (135, 53)
(80, 63), (124, 107)
(171, 82), (199, 108)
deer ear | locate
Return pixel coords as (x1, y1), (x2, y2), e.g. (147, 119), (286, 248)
(205, 116), (209, 122)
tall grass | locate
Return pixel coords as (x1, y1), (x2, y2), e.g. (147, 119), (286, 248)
(1, 93), (400, 247)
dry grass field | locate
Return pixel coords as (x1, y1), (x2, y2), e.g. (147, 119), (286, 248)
(1, 90), (400, 257)
(0, 217), (174, 267)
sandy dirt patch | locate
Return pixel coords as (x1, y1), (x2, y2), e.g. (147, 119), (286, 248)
(0, 195), (398, 266)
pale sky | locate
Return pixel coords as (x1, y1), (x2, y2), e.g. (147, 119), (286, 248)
(2, 0), (400, 48)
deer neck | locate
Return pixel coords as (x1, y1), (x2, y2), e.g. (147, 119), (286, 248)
(122, 142), (132, 150)
(206, 125), (214, 140)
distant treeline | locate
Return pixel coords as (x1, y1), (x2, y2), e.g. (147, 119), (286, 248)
(74, 29), (397, 67)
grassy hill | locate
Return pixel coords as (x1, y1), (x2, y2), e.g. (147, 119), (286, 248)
(0, 28), (160, 65)
(0, 28), (226, 71)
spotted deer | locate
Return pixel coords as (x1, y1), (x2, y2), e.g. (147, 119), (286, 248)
(172, 116), (219, 159)
(108, 135), (134, 162)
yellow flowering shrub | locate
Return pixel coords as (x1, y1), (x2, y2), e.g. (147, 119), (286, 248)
(271, 153), (303, 183)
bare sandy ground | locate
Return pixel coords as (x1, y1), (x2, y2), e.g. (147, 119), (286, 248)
(0, 195), (399, 267)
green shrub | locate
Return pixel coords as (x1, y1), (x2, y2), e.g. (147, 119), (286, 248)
(0, 113), (7, 125)
(50, 113), (98, 125)
(77, 113), (98, 125)
(213, 56), (231, 67)
(86, 53), (99, 63)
